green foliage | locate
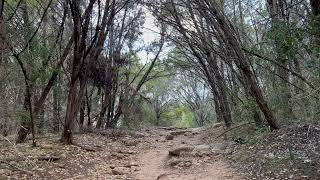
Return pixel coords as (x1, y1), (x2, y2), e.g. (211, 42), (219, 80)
(180, 108), (197, 128)
(19, 110), (30, 125)
(267, 21), (304, 64)
(309, 16), (320, 38)
(243, 98), (258, 112)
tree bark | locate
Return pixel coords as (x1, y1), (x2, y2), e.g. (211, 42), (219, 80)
(52, 82), (60, 132)
(204, 0), (280, 130)
(310, 0), (320, 16)
(79, 99), (85, 128)
(96, 88), (110, 129)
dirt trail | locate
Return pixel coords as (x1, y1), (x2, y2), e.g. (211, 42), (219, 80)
(0, 127), (241, 180)
(134, 128), (241, 180)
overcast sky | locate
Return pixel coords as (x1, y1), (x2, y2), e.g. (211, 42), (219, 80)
(137, 9), (161, 63)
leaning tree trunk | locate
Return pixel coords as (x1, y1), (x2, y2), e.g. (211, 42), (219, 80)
(206, 0), (280, 130)
(208, 52), (232, 128)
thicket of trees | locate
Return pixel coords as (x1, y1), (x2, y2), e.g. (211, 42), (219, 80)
(0, 0), (319, 145)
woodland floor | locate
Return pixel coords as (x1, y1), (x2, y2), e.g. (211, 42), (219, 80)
(0, 127), (241, 180)
(1, 125), (319, 179)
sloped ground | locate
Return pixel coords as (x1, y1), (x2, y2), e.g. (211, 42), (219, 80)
(228, 125), (320, 179)
(0, 128), (241, 179)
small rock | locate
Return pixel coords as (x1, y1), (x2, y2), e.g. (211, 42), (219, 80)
(192, 145), (211, 157)
(124, 162), (139, 168)
(268, 152), (275, 158)
(111, 153), (125, 159)
(211, 142), (229, 151)
(123, 139), (138, 146)
(168, 159), (182, 166)
(170, 130), (191, 136)
(169, 146), (194, 156)
(168, 143), (174, 147)
(180, 160), (192, 167)
(40, 144), (54, 149)
(0, 176), (9, 180)
(133, 132), (145, 138)
(168, 159), (192, 167)
(112, 167), (127, 175)
(118, 150), (137, 154)
(165, 134), (174, 140)
(0, 169), (10, 175)
(212, 122), (223, 128)
(194, 145), (211, 151)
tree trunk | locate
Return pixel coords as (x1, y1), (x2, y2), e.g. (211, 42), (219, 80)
(207, 0), (280, 130)
(86, 92), (92, 127)
(310, 0), (320, 120)
(61, 78), (86, 144)
(208, 53), (232, 128)
(156, 114), (161, 126)
(96, 86), (112, 129)
(0, 0), (4, 56)
(38, 107), (45, 134)
(79, 99), (85, 128)
(16, 96), (30, 143)
(311, 0), (320, 16)
(213, 97), (223, 123)
(52, 82), (60, 132)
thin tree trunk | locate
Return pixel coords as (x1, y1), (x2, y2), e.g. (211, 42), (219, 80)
(86, 90), (92, 127)
(79, 99), (85, 128)
(52, 82), (60, 132)
(206, 0), (280, 129)
(96, 89), (109, 129)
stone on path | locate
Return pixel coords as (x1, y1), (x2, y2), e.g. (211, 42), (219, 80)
(165, 134), (174, 140)
(192, 144), (211, 157)
(169, 146), (194, 156)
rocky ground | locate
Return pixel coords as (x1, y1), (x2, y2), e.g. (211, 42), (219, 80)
(0, 127), (241, 180)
